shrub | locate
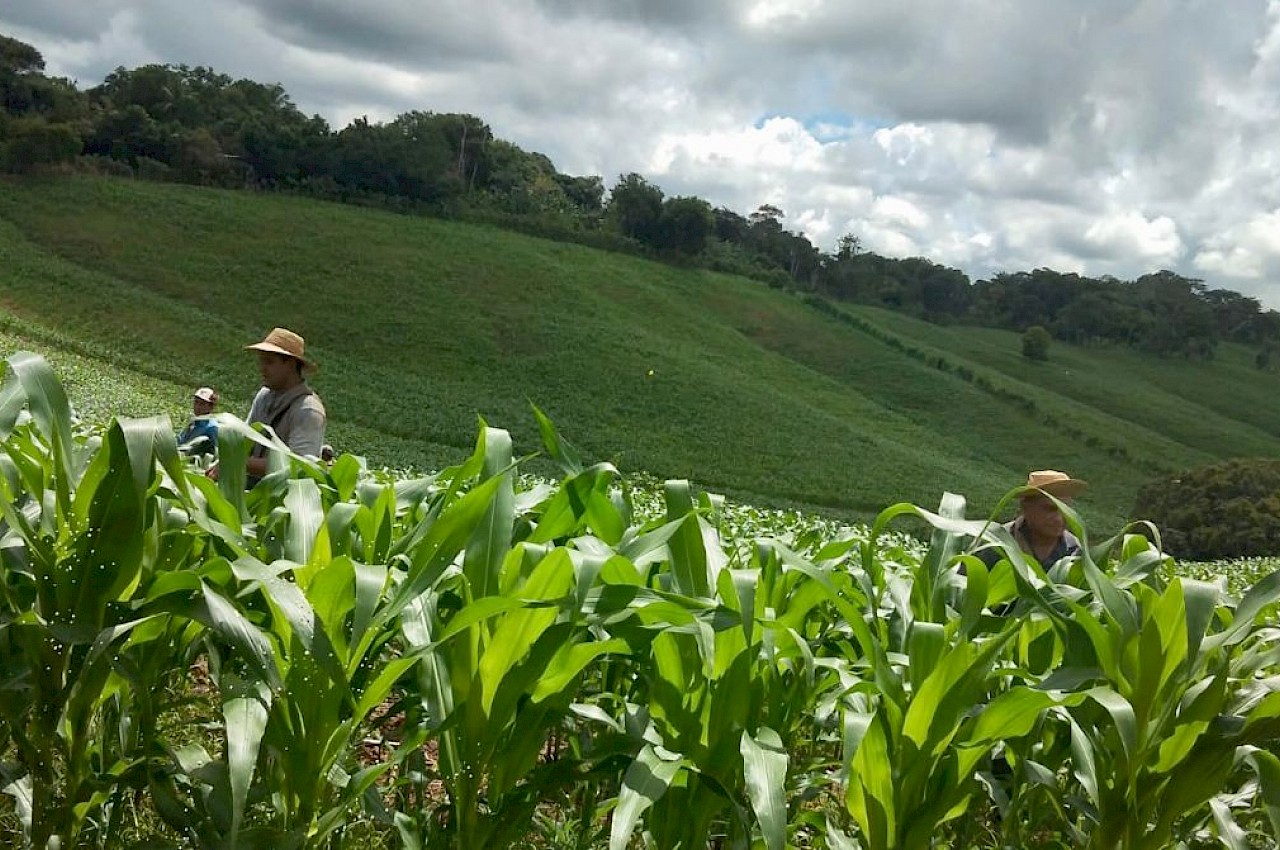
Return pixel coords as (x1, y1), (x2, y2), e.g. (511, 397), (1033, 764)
(1, 117), (82, 173)
(76, 154), (134, 178)
(135, 156), (172, 182)
(1021, 325), (1051, 361)
(1134, 457), (1280, 558)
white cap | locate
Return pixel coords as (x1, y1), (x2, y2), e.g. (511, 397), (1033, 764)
(194, 387), (219, 404)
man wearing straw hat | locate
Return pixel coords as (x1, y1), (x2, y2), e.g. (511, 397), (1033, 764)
(243, 327), (326, 481)
(980, 469), (1087, 569)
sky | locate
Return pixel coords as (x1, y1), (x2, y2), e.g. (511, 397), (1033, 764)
(5, 0), (1280, 306)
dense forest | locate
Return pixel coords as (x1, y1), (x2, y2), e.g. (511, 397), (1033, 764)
(4, 32), (1278, 361)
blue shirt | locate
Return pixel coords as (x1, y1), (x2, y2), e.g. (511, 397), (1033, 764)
(177, 417), (219, 456)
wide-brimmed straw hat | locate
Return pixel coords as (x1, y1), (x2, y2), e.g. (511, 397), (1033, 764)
(245, 327), (317, 372)
(1022, 469), (1087, 499)
(193, 386), (219, 404)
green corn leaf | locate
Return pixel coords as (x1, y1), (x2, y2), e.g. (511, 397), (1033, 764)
(610, 744), (683, 850)
(370, 472), (506, 642)
(328, 453), (361, 502)
(283, 477), (324, 567)
(531, 402), (583, 475)
(1155, 741), (1240, 840)
(617, 517), (685, 567)
(6, 352), (74, 484)
(1060, 597), (1125, 688)
(222, 676), (271, 844)
(197, 582), (281, 690)
(667, 512), (712, 599)
(0, 361), (26, 438)
(908, 621), (946, 693)
(741, 726), (789, 850)
(1204, 567), (1280, 652)
(353, 655), (420, 720)
(324, 501), (361, 556)
(1245, 748), (1280, 841)
(958, 555), (989, 636)
(1145, 580), (1192, 703)
(211, 413), (278, 511)
(462, 426), (514, 600)
(587, 480), (626, 546)
(847, 708), (895, 850)
(903, 635), (1010, 752)
(1085, 686), (1138, 765)
(305, 555), (356, 658)
(349, 560), (388, 663)
(725, 568), (759, 645)
(436, 596), (525, 643)
(478, 548), (575, 714)
(531, 637), (630, 703)
(915, 491), (969, 621)
(230, 555), (349, 696)
(529, 462), (620, 544)
(968, 687), (1063, 745)
(1181, 579), (1219, 662)
(1069, 716), (1101, 807)
(1152, 720), (1209, 772)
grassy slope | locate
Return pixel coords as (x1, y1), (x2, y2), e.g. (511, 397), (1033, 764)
(2, 175), (1278, 529)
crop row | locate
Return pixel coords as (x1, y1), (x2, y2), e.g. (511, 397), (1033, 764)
(1, 351), (1279, 849)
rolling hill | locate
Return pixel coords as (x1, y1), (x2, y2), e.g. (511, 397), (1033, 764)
(2, 174), (1278, 529)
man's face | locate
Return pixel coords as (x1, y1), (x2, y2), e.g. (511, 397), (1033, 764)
(1021, 494), (1067, 540)
(192, 398), (215, 416)
(257, 352), (298, 390)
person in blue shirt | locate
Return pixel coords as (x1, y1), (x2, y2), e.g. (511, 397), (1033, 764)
(177, 386), (220, 456)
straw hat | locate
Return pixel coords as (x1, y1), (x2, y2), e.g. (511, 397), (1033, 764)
(245, 327), (316, 371)
(1022, 469), (1087, 499)
(193, 386), (219, 404)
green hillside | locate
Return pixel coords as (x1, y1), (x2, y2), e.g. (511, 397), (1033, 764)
(2, 174), (1278, 528)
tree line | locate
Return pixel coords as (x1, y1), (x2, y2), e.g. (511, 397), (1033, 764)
(3, 32), (1278, 361)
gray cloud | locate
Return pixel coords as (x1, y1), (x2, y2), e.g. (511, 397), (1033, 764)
(4, 0), (1280, 305)
(238, 0), (518, 65)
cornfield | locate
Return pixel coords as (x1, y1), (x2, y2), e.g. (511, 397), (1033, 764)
(1, 350), (1279, 850)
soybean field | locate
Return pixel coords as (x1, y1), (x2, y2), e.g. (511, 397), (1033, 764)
(3, 176), (1280, 530)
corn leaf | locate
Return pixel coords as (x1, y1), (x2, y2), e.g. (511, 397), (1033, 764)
(741, 726), (788, 850)
(610, 744), (684, 850)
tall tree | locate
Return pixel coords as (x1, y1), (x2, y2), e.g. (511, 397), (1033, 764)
(656, 195), (714, 257)
(607, 172), (664, 242)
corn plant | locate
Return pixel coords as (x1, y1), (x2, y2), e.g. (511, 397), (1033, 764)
(810, 494), (1070, 850)
(0, 353), (262, 849)
(1008, 530), (1280, 849)
(389, 421), (643, 848)
(150, 426), (507, 847)
(7, 351), (1280, 850)
(586, 481), (861, 850)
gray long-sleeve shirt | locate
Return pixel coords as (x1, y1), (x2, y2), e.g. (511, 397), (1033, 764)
(246, 383), (327, 458)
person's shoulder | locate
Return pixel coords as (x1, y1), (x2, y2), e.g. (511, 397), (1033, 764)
(301, 388), (326, 416)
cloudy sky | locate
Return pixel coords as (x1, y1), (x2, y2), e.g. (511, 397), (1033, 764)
(6, 0), (1280, 305)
